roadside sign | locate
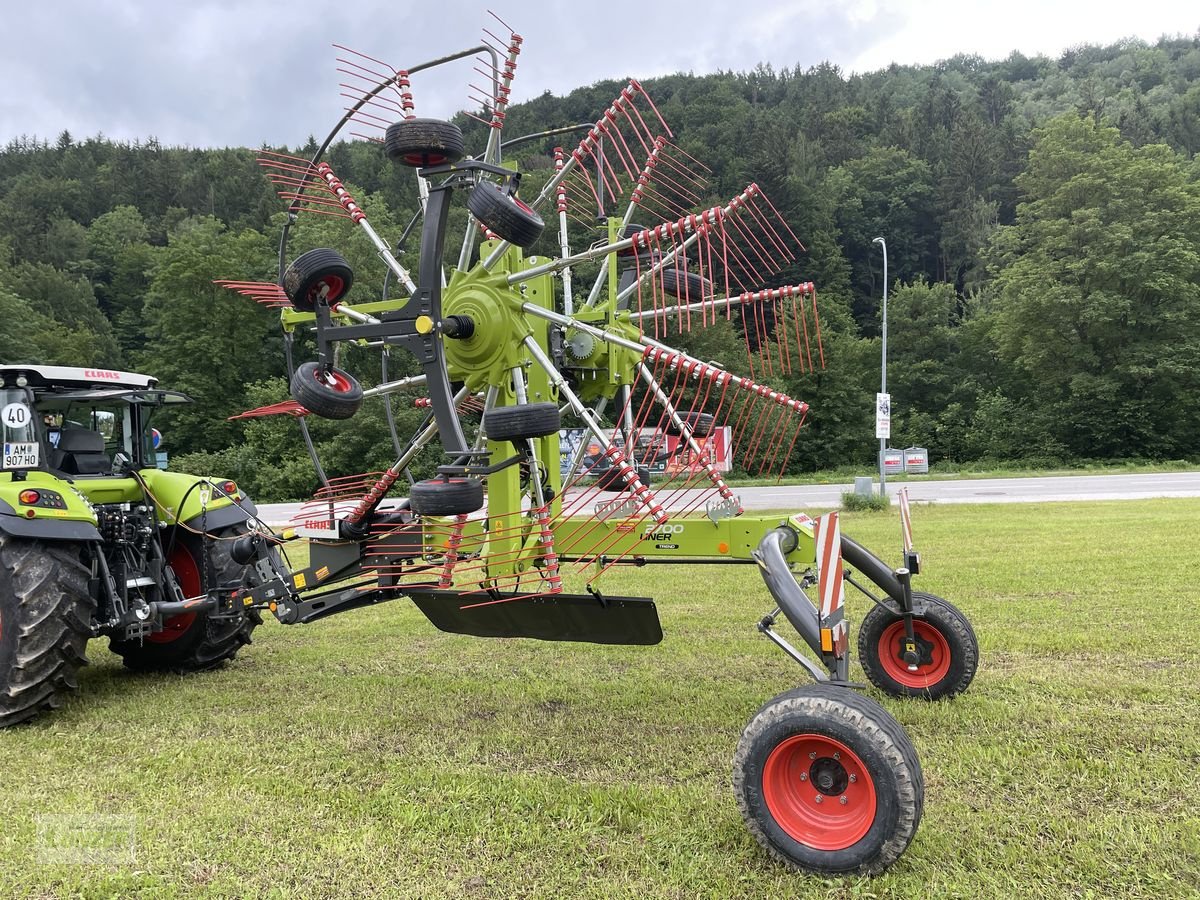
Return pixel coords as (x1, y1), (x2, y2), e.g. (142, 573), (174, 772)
(875, 392), (891, 439)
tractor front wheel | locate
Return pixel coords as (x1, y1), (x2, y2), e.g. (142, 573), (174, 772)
(109, 528), (264, 673)
(733, 684), (923, 875)
(0, 536), (93, 727)
(857, 593), (978, 700)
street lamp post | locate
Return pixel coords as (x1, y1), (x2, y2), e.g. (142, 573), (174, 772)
(873, 236), (888, 497)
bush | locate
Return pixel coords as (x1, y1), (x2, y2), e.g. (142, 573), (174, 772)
(841, 490), (891, 512)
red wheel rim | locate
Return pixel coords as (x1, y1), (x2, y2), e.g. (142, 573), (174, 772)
(405, 152), (447, 166)
(315, 368), (353, 394)
(763, 734), (877, 850)
(148, 544), (199, 644)
(307, 274), (344, 305)
(877, 619), (952, 688)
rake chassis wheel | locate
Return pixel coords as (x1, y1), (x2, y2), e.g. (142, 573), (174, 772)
(409, 477), (485, 517)
(484, 402), (561, 442)
(857, 594), (979, 700)
(467, 180), (545, 248)
(734, 684), (923, 875)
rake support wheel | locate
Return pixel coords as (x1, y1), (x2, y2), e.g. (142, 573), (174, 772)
(484, 403), (561, 442)
(467, 181), (545, 248)
(283, 248), (354, 312)
(384, 118), (466, 168)
(409, 478), (485, 517)
(665, 411), (715, 438)
(733, 684), (923, 875)
(290, 362), (364, 420)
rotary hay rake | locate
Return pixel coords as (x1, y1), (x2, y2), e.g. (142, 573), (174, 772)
(221, 15), (979, 876)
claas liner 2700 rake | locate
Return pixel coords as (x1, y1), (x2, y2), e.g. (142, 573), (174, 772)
(221, 16), (979, 876)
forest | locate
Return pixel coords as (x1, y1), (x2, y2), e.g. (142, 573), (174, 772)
(1, 34), (1198, 500)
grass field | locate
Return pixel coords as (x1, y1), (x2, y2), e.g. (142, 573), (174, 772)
(3, 499), (1199, 898)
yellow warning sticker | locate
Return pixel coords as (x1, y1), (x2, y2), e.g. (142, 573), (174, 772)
(315, 566), (330, 581)
(293, 573), (307, 589)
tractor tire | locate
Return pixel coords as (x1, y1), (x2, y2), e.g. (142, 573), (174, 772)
(733, 683), (923, 875)
(467, 181), (545, 248)
(409, 478), (485, 517)
(660, 267), (710, 300)
(857, 594), (978, 700)
(665, 411), (715, 438)
(0, 537), (93, 728)
(596, 465), (650, 491)
(290, 362), (364, 420)
(109, 527), (266, 673)
(384, 118), (466, 167)
(283, 248), (354, 311)
(484, 403), (561, 442)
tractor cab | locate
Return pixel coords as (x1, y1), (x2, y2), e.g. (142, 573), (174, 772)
(0, 365), (190, 478)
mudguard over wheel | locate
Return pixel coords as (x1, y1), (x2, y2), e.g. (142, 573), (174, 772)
(283, 248), (354, 311)
(467, 181), (545, 248)
(409, 478), (485, 517)
(290, 362), (364, 420)
(384, 118), (466, 167)
(733, 683), (923, 875)
(0, 537), (93, 728)
(109, 527), (265, 673)
(484, 402), (561, 442)
(857, 593), (978, 700)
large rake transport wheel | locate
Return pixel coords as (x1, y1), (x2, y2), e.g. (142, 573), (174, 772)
(408, 478), (485, 517)
(0, 537), (92, 727)
(733, 684), (923, 875)
(110, 528), (264, 672)
(283, 248), (354, 311)
(384, 118), (466, 167)
(857, 594), (978, 700)
(289, 362), (364, 420)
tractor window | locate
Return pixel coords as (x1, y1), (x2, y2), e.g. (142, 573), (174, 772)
(51, 403), (136, 463)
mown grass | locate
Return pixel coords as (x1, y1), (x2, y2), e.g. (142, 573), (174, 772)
(2, 500), (1199, 898)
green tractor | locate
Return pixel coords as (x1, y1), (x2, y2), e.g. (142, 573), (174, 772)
(0, 365), (280, 727)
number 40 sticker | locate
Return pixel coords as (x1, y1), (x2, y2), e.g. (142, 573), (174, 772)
(2, 402), (31, 429)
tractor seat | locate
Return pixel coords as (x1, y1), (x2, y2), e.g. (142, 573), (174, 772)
(53, 428), (112, 475)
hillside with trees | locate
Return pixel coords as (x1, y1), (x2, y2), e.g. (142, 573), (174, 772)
(1, 34), (1197, 498)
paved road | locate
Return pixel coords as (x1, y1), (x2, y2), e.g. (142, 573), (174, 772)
(256, 472), (1200, 526)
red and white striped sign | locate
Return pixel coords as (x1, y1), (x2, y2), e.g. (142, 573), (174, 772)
(813, 511), (848, 656)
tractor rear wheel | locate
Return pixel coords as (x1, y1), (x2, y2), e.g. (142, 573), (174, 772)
(0, 536), (93, 728)
(733, 683), (923, 875)
(857, 594), (978, 700)
(109, 527), (264, 673)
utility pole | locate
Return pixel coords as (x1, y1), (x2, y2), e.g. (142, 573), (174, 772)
(873, 236), (889, 498)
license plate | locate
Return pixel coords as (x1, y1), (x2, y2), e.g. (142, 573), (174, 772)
(3, 442), (39, 469)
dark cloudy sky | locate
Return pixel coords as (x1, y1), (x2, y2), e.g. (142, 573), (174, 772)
(3, 1), (1196, 149)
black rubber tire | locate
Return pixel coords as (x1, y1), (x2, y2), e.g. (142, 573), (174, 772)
(283, 248), (354, 312)
(409, 478), (485, 517)
(733, 683), (923, 875)
(384, 118), (466, 167)
(857, 593), (979, 700)
(109, 527), (268, 673)
(290, 362), (364, 420)
(596, 465), (650, 491)
(660, 267), (710, 299)
(467, 181), (545, 248)
(665, 411), (715, 438)
(484, 403), (561, 442)
(0, 537), (93, 728)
